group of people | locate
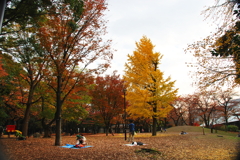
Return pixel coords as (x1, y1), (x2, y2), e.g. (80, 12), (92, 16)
(128, 120), (167, 142)
(73, 120), (166, 146)
(73, 120), (135, 148)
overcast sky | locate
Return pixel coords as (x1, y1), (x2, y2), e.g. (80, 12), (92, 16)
(103, 0), (217, 96)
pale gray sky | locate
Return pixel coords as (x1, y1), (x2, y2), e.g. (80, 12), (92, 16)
(104, 0), (217, 96)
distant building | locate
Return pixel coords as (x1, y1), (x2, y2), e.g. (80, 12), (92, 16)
(210, 98), (240, 129)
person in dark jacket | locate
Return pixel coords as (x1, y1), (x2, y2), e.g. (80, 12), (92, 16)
(128, 120), (135, 142)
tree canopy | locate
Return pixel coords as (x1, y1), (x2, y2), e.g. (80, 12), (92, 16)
(90, 71), (125, 136)
(0, 0), (113, 145)
(186, 21), (240, 89)
(124, 36), (178, 136)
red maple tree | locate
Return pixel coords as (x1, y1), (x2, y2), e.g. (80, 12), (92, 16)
(90, 72), (125, 136)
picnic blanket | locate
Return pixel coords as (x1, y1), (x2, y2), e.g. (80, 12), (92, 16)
(60, 144), (93, 149)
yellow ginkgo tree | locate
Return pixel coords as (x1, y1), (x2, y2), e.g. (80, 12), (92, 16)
(124, 36), (178, 136)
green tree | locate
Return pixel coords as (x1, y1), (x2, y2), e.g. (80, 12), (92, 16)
(0, 53), (26, 126)
(2, 0), (51, 31)
(36, 74), (91, 138)
(124, 36), (178, 136)
(211, 21), (240, 84)
(1, 28), (47, 137)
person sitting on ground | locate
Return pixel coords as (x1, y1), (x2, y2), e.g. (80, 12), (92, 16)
(180, 131), (187, 135)
(132, 141), (144, 146)
(75, 134), (87, 147)
(80, 134), (87, 145)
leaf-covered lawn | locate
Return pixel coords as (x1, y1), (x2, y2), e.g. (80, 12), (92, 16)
(0, 132), (239, 160)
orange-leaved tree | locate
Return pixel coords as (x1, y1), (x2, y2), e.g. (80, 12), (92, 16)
(180, 94), (201, 126)
(192, 90), (217, 128)
(124, 36), (178, 136)
(167, 96), (188, 126)
(89, 71), (125, 136)
(0, 54), (25, 125)
(37, 0), (113, 145)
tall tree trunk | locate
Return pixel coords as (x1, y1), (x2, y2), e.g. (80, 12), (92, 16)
(152, 117), (157, 136)
(105, 122), (110, 136)
(152, 104), (157, 136)
(22, 89), (34, 137)
(42, 118), (54, 138)
(55, 75), (62, 146)
(105, 126), (109, 136)
(225, 116), (228, 131)
(55, 115), (61, 145)
(41, 97), (54, 138)
(164, 118), (167, 128)
(22, 104), (31, 137)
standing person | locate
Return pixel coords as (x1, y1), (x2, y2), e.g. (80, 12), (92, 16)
(128, 120), (135, 142)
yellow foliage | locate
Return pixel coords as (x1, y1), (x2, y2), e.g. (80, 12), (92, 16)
(124, 36), (178, 120)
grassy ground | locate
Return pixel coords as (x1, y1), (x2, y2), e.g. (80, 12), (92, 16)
(0, 126), (240, 160)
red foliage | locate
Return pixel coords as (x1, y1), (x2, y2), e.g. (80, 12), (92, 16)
(89, 71), (125, 134)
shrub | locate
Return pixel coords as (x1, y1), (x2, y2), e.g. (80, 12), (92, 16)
(227, 125), (239, 132)
(219, 125), (226, 131)
(219, 125), (239, 132)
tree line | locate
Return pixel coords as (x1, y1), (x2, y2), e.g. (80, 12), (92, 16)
(1, 0), (240, 146)
(0, 0), (178, 145)
(168, 89), (240, 130)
